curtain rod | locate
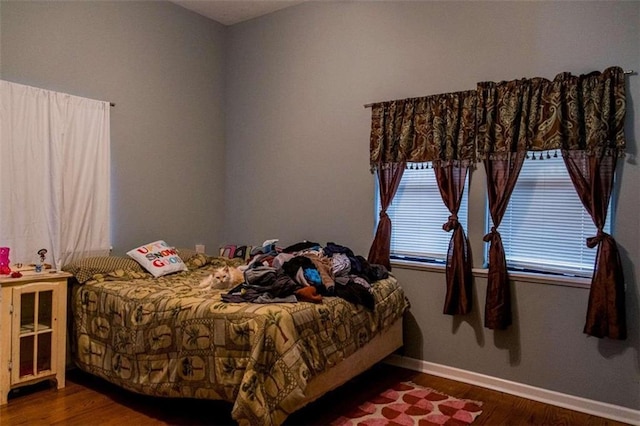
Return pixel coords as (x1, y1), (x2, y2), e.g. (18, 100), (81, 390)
(363, 70), (636, 109)
(110, 102), (115, 107)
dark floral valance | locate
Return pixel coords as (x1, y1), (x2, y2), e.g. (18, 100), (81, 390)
(369, 90), (477, 170)
(476, 66), (626, 159)
(370, 67), (626, 168)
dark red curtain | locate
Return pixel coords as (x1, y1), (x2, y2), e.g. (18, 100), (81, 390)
(563, 151), (626, 339)
(476, 76), (530, 330)
(483, 152), (525, 329)
(434, 165), (473, 315)
(368, 163), (405, 270)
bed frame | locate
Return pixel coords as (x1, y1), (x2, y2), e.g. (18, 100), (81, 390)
(293, 318), (403, 413)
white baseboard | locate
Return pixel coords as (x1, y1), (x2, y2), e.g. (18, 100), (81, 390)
(385, 354), (640, 425)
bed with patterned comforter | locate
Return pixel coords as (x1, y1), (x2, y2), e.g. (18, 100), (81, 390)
(69, 253), (408, 425)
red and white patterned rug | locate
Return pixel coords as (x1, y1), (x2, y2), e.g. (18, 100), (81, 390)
(331, 381), (483, 426)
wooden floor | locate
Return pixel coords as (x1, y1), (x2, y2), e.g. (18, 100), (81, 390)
(0, 364), (629, 425)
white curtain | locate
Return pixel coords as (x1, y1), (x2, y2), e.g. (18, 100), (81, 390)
(0, 80), (110, 270)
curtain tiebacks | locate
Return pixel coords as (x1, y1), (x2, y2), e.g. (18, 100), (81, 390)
(483, 226), (500, 242)
(586, 229), (609, 248)
(442, 214), (459, 232)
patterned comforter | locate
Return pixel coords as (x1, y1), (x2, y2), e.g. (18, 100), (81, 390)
(71, 256), (408, 425)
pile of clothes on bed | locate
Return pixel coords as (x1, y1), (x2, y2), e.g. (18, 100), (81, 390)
(221, 241), (389, 309)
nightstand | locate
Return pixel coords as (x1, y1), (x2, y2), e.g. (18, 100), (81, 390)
(0, 270), (71, 405)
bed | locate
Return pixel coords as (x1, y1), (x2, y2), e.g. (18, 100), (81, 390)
(65, 247), (408, 426)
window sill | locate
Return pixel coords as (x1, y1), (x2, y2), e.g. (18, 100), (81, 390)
(391, 259), (446, 273)
(390, 260), (591, 289)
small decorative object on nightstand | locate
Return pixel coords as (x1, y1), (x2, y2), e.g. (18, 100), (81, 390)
(35, 248), (48, 273)
(0, 247), (11, 275)
(0, 270), (71, 404)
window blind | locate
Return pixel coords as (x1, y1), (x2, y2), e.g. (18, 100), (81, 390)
(490, 152), (611, 277)
(377, 166), (469, 262)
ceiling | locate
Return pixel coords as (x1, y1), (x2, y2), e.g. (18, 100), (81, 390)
(170, 1), (307, 26)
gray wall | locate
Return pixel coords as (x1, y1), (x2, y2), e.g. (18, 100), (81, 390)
(225, 2), (640, 410)
(2, 0), (638, 413)
(0, 1), (227, 253)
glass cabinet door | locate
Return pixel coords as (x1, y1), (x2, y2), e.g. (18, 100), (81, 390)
(12, 284), (56, 384)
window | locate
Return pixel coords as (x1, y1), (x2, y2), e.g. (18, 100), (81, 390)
(375, 166), (469, 263)
(489, 152), (612, 277)
(0, 81), (111, 270)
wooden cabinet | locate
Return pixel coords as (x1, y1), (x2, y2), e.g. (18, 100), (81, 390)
(0, 271), (70, 405)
